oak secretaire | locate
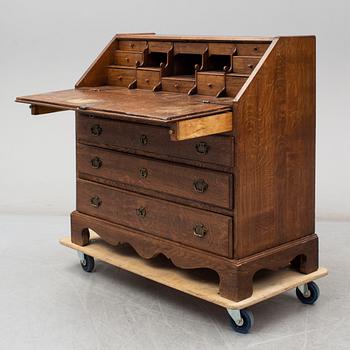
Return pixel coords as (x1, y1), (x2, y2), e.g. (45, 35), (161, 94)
(16, 34), (318, 302)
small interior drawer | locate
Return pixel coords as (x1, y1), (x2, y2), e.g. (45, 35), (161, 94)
(209, 43), (236, 55)
(148, 41), (173, 53)
(107, 67), (136, 87)
(197, 72), (225, 96)
(232, 56), (260, 74)
(114, 50), (144, 67)
(161, 76), (195, 93)
(174, 42), (208, 54)
(118, 40), (147, 51)
(136, 69), (161, 90)
(235, 43), (269, 56)
(225, 75), (247, 97)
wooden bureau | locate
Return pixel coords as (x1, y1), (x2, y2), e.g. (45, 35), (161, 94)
(16, 34), (318, 301)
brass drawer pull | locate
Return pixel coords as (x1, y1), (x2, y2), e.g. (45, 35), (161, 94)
(90, 196), (102, 208)
(140, 134), (148, 145)
(193, 224), (207, 238)
(139, 168), (148, 178)
(136, 207), (146, 218)
(193, 179), (208, 193)
(90, 124), (102, 136)
(91, 157), (102, 169)
(195, 142), (209, 154)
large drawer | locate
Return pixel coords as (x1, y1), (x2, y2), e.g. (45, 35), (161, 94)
(76, 114), (233, 169)
(77, 180), (231, 257)
(77, 144), (232, 209)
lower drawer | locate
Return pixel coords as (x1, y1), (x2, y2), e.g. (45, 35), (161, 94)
(77, 180), (231, 257)
(77, 144), (232, 209)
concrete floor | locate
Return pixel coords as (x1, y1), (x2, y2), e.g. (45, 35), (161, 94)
(0, 216), (349, 350)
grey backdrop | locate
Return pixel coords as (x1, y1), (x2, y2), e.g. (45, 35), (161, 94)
(1, 0), (349, 219)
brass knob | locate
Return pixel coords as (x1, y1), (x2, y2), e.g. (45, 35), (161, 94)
(145, 78), (150, 83)
(207, 83), (213, 88)
(130, 43), (135, 48)
(140, 134), (148, 145)
(136, 207), (146, 218)
(248, 64), (254, 69)
(118, 76), (123, 81)
(90, 196), (102, 208)
(139, 168), (148, 178)
(193, 224), (207, 238)
(195, 142), (209, 154)
(90, 124), (102, 136)
(193, 179), (208, 193)
(126, 57), (130, 62)
(91, 157), (102, 169)
(174, 83), (179, 89)
(254, 47), (258, 52)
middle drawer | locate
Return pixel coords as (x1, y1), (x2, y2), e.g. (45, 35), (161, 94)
(77, 143), (232, 209)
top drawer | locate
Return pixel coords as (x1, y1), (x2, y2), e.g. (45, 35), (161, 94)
(76, 114), (233, 170)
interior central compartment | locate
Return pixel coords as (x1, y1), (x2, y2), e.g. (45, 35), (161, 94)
(173, 54), (202, 76)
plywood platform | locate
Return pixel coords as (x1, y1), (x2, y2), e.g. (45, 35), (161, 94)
(60, 236), (328, 310)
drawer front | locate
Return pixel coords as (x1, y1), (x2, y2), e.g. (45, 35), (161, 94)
(118, 40), (147, 51)
(225, 75), (247, 97)
(77, 180), (231, 256)
(232, 56), (260, 74)
(149, 41), (173, 53)
(136, 69), (161, 90)
(174, 42), (208, 54)
(197, 73), (225, 96)
(236, 43), (269, 56)
(76, 114), (233, 169)
(107, 68), (136, 87)
(209, 43), (236, 55)
(161, 78), (195, 93)
(77, 144), (232, 209)
(114, 51), (144, 67)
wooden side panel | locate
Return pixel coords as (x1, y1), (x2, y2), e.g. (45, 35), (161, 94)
(234, 37), (316, 258)
(76, 35), (117, 88)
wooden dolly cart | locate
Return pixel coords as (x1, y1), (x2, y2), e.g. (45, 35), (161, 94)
(60, 233), (328, 334)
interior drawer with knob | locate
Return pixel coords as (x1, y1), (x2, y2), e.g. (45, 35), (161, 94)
(232, 56), (260, 74)
(114, 50), (144, 67)
(117, 40), (147, 51)
(76, 114), (233, 170)
(136, 68), (161, 90)
(196, 72), (225, 96)
(107, 67), (136, 87)
(161, 76), (195, 93)
(77, 143), (232, 209)
(77, 179), (232, 257)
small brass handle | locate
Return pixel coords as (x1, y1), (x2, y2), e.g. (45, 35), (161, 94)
(193, 179), (208, 193)
(193, 224), (207, 238)
(91, 157), (102, 169)
(140, 134), (148, 145)
(90, 196), (102, 208)
(90, 124), (102, 136)
(139, 168), (148, 178)
(136, 207), (146, 218)
(195, 142), (209, 154)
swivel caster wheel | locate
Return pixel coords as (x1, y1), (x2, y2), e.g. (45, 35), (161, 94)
(78, 252), (95, 272)
(227, 309), (254, 334)
(296, 281), (320, 305)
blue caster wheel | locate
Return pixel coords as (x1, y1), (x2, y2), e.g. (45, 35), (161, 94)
(296, 281), (320, 305)
(228, 309), (254, 334)
(79, 253), (95, 273)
